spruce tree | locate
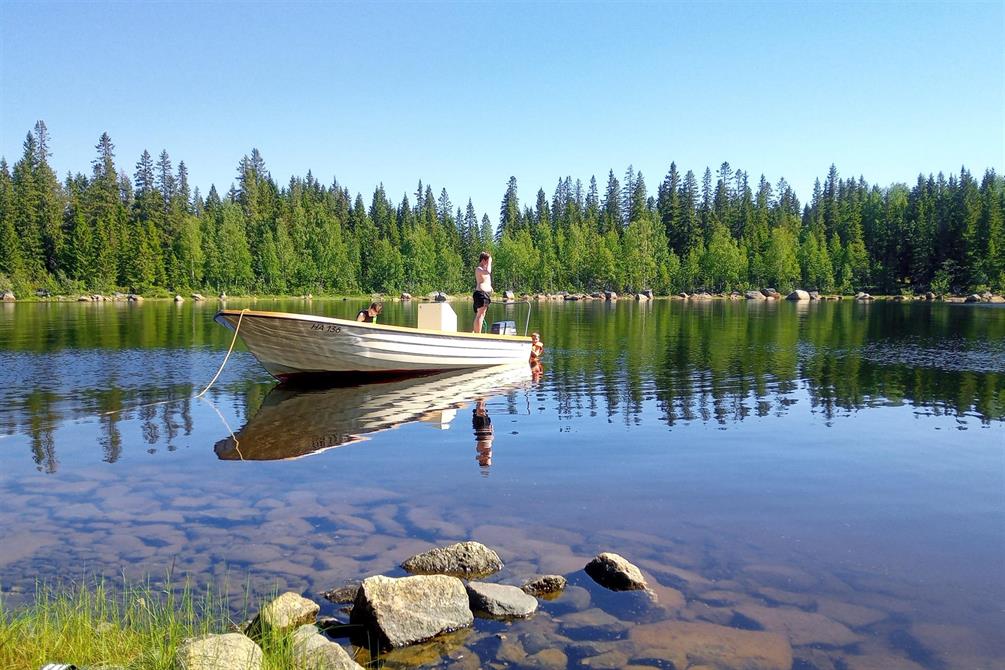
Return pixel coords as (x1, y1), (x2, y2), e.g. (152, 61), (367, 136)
(499, 177), (520, 239)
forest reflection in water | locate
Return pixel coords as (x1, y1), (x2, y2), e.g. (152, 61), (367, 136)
(0, 299), (1003, 669)
(3, 299), (1003, 474)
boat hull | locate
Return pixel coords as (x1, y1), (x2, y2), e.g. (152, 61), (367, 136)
(214, 364), (533, 460)
(215, 309), (532, 379)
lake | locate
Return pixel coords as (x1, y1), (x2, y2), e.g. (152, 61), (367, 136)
(1, 298), (1002, 669)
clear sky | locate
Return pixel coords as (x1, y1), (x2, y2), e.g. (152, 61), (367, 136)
(1, 1), (1002, 219)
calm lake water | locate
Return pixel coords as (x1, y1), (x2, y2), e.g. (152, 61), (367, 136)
(1, 298), (1002, 669)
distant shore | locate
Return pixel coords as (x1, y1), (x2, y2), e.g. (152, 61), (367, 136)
(3, 289), (1003, 305)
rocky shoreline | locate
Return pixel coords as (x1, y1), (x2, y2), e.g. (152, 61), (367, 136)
(2, 287), (1003, 305)
(159, 541), (799, 670)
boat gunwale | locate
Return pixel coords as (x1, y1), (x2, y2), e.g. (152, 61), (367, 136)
(215, 308), (532, 342)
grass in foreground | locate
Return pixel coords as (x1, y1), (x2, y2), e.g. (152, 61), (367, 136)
(0, 578), (348, 670)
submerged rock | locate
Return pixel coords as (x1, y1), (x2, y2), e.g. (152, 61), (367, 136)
(321, 581), (360, 604)
(630, 620), (792, 670)
(584, 552), (648, 591)
(733, 603), (860, 647)
(557, 607), (629, 634)
(175, 632), (263, 670)
(466, 581), (538, 618)
(349, 574), (473, 649)
(521, 575), (567, 597)
(401, 541), (503, 578)
(246, 592), (319, 638)
(291, 624), (364, 670)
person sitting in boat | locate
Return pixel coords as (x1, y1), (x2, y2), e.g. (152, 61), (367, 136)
(356, 302), (382, 323)
(472, 251), (492, 332)
(529, 332), (544, 363)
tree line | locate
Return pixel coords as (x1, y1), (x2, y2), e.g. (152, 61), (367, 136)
(1, 121), (1002, 297)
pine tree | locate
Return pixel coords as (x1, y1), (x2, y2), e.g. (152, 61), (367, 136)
(0, 159), (23, 283)
(499, 176), (520, 238)
(602, 170), (621, 234)
(11, 133), (47, 280)
(31, 121), (65, 277)
(657, 163), (683, 253)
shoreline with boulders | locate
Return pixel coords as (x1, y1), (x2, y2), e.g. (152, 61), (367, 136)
(10, 540), (794, 670)
(2, 287), (1003, 305)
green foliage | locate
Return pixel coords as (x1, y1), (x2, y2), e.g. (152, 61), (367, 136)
(3, 122), (1001, 297)
(0, 578), (348, 670)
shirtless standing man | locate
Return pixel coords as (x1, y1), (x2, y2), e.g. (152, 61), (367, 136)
(472, 251), (492, 333)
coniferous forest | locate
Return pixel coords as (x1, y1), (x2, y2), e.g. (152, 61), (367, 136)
(1, 121), (1002, 298)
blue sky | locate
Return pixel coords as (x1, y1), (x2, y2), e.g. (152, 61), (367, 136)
(2, 1), (1002, 218)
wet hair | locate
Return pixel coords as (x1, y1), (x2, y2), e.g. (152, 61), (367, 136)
(479, 252), (491, 262)
(370, 302), (382, 311)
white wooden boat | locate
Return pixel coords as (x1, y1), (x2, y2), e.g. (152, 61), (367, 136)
(214, 364), (532, 460)
(214, 308), (532, 380)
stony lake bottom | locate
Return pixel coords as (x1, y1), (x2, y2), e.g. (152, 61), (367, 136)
(0, 298), (1002, 669)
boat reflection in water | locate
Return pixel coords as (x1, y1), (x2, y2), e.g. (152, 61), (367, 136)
(214, 364), (532, 461)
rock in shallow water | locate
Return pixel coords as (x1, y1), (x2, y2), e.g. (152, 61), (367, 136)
(584, 552), (648, 591)
(246, 591), (319, 638)
(400, 541), (503, 578)
(321, 581), (360, 604)
(733, 603), (860, 647)
(349, 574), (473, 649)
(175, 632), (263, 670)
(291, 624), (364, 670)
(521, 574), (567, 597)
(630, 620), (792, 670)
(466, 581), (538, 618)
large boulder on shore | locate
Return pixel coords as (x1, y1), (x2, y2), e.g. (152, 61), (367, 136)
(400, 292), (412, 301)
(291, 624), (364, 670)
(745, 290), (766, 300)
(584, 552), (648, 591)
(246, 592), (319, 638)
(761, 288), (779, 298)
(401, 541), (503, 578)
(965, 294), (982, 303)
(466, 581), (538, 618)
(349, 574), (473, 649)
(1, 290), (15, 302)
(604, 290), (617, 301)
(786, 289), (810, 301)
(175, 632), (263, 670)
(503, 290), (515, 301)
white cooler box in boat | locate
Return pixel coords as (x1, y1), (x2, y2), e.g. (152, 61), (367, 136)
(491, 320), (517, 335)
(418, 302), (458, 332)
